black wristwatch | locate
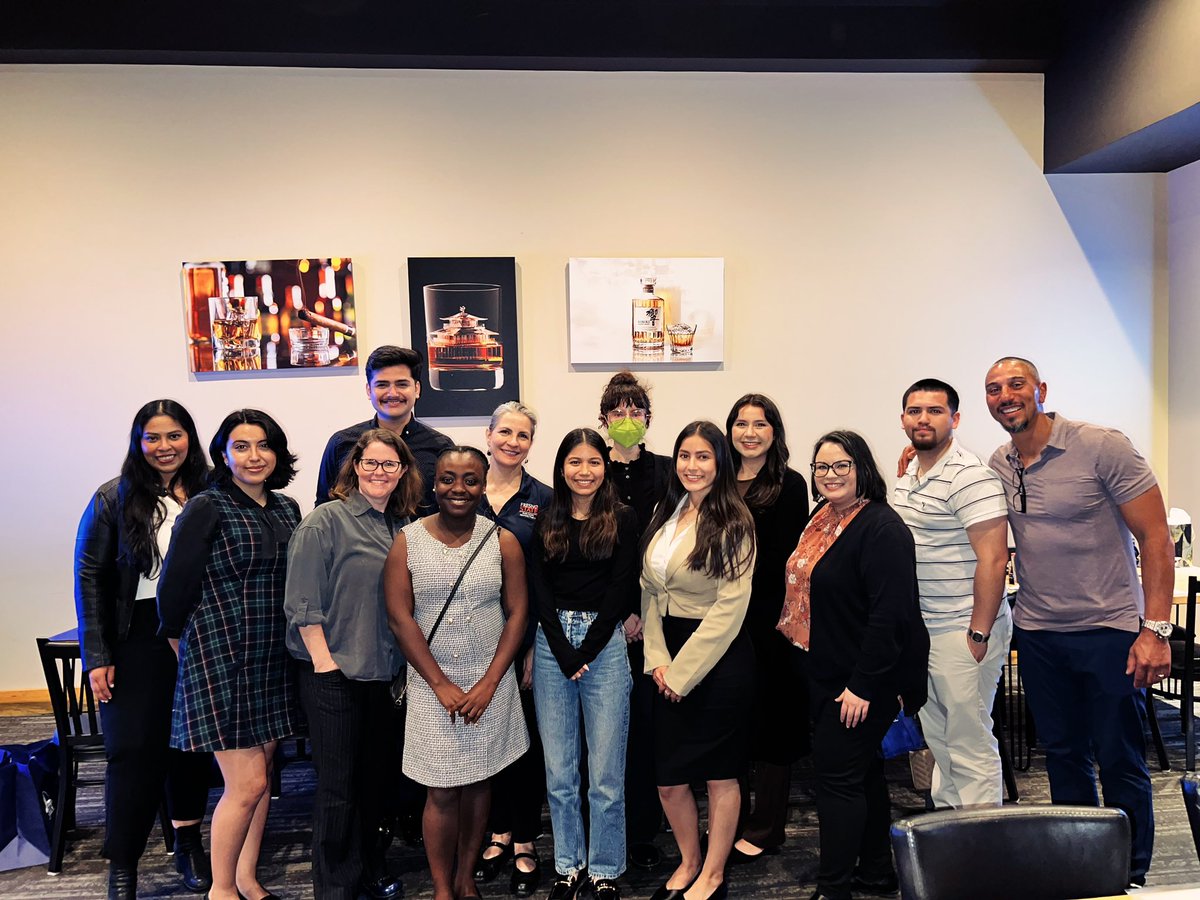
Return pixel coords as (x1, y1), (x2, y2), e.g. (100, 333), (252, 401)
(967, 627), (990, 644)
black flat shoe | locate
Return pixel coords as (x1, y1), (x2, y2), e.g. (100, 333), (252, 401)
(547, 870), (584, 900)
(649, 876), (698, 900)
(589, 877), (622, 900)
(511, 850), (541, 897)
(726, 843), (779, 867)
(107, 865), (137, 900)
(361, 873), (405, 898)
(850, 870), (899, 895)
(629, 842), (662, 870)
(475, 838), (513, 882)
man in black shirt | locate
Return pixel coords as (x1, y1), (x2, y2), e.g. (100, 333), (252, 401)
(315, 346), (452, 513)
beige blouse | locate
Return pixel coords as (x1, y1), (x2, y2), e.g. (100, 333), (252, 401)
(640, 523), (754, 697)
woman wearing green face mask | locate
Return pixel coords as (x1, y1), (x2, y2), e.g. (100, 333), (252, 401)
(597, 369), (671, 870)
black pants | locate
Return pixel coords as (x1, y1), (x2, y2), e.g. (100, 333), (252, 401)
(737, 761), (792, 849)
(625, 640), (661, 843)
(810, 690), (898, 900)
(487, 685), (545, 843)
(299, 666), (392, 900)
(100, 600), (212, 867)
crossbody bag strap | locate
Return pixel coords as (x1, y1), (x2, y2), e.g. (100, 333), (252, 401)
(426, 521), (502, 647)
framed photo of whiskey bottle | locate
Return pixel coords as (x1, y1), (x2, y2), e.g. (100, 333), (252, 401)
(567, 257), (724, 367)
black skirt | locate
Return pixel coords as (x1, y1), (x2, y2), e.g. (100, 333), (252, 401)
(653, 615), (754, 785)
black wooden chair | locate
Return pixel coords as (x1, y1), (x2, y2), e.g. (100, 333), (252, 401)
(1150, 575), (1200, 770)
(36, 635), (174, 874)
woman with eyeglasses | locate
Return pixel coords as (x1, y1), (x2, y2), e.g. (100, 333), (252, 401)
(641, 421), (756, 900)
(74, 400), (214, 900)
(778, 431), (928, 900)
(158, 408), (302, 900)
(285, 429), (423, 900)
(723, 394), (810, 865)
(597, 370), (672, 870)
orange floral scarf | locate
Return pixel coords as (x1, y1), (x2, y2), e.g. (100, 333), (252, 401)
(777, 497), (869, 650)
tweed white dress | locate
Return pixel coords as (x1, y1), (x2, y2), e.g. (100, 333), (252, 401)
(401, 516), (529, 787)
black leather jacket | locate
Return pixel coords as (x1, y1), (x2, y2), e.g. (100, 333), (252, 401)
(74, 478), (143, 671)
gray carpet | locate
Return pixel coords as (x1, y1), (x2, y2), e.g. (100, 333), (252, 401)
(2, 704), (1199, 899)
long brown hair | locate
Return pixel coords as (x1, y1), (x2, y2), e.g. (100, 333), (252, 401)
(540, 429), (623, 562)
(642, 420), (755, 580)
(330, 429), (423, 518)
(725, 392), (790, 509)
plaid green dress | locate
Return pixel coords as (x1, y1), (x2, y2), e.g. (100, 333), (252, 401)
(159, 483), (301, 751)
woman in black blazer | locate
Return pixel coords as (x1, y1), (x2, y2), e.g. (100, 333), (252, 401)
(777, 430), (929, 900)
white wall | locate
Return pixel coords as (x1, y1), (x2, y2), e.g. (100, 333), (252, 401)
(1169, 158), (1200, 517)
(0, 66), (1162, 689)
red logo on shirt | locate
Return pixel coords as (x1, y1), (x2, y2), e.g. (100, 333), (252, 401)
(519, 502), (539, 519)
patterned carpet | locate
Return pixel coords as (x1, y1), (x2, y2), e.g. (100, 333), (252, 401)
(2, 703), (1199, 899)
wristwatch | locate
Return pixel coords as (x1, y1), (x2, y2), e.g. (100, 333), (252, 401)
(1142, 619), (1173, 640)
(966, 627), (990, 644)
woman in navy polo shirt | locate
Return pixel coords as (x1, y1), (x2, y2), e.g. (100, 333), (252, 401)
(474, 401), (553, 896)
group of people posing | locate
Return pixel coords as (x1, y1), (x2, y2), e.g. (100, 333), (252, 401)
(74, 347), (1174, 900)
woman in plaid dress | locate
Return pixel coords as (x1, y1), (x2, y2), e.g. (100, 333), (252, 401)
(159, 409), (301, 900)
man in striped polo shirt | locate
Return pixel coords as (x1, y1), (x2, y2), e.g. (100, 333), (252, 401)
(894, 378), (1011, 808)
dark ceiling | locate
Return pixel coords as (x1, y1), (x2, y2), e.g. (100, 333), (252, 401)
(3, 0), (1067, 72)
(7, 0), (1198, 174)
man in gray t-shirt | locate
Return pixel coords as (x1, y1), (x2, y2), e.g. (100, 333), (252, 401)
(984, 357), (1173, 886)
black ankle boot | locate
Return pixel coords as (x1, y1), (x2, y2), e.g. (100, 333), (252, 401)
(172, 824), (213, 893)
(107, 864), (137, 900)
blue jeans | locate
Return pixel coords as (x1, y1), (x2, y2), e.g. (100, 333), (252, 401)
(1015, 626), (1154, 881)
(533, 612), (631, 880)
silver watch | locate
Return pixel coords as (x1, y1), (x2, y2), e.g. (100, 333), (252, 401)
(1142, 619), (1173, 640)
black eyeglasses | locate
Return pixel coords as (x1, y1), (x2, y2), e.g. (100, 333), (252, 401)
(811, 460), (854, 477)
(1012, 463), (1027, 514)
(358, 458), (402, 474)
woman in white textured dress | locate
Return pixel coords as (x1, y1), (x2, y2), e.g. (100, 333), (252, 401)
(385, 445), (530, 900)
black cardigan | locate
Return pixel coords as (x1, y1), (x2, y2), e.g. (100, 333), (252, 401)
(805, 501), (930, 711)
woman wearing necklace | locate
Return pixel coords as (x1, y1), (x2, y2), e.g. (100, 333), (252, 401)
(597, 370), (671, 871)
(74, 400), (214, 899)
(474, 401), (552, 897)
(777, 431), (928, 900)
(158, 409), (302, 900)
(531, 428), (639, 900)
(385, 446), (530, 900)
(641, 421), (756, 900)
(285, 429), (423, 900)
(723, 394), (810, 865)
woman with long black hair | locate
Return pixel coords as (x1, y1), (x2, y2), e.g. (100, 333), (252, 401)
(641, 421), (756, 900)
(723, 394), (810, 864)
(531, 428), (639, 900)
(75, 399), (215, 900)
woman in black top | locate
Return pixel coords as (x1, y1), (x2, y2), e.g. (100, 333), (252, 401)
(74, 399), (213, 900)
(531, 428), (639, 900)
(777, 431), (928, 900)
(724, 394), (810, 864)
(475, 401), (553, 897)
(597, 370), (671, 868)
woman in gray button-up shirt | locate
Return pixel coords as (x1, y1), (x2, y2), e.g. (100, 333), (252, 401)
(285, 428), (423, 900)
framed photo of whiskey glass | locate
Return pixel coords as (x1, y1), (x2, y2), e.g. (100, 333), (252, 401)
(567, 257), (724, 367)
(406, 257), (521, 418)
(182, 257), (358, 375)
